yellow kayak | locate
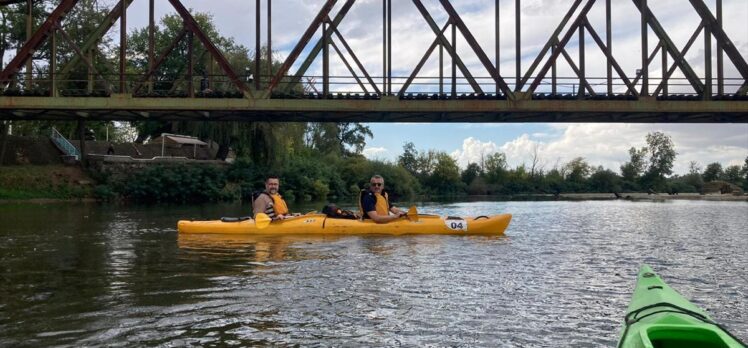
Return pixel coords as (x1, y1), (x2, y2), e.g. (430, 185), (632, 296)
(177, 213), (512, 236)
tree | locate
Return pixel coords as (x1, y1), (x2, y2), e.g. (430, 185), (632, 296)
(398, 142), (419, 176)
(682, 161), (704, 192)
(483, 152), (507, 184)
(461, 162), (483, 186)
(723, 165), (742, 186)
(425, 152), (463, 195)
(564, 157), (591, 183)
(702, 162), (723, 182)
(644, 131), (677, 178)
(640, 131), (677, 191)
(529, 143), (543, 178)
(620, 147), (647, 182)
(1, 1), (57, 78)
(304, 123), (371, 156)
(589, 167), (622, 193)
(127, 12), (251, 94)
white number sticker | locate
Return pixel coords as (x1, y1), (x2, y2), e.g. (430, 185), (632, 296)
(445, 219), (468, 231)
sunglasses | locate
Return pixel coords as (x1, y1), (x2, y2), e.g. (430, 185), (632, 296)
(371, 183), (383, 187)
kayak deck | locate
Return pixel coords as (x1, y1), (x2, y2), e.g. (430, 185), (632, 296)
(178, 213), (511, 235)
(617, 265), (745, 348)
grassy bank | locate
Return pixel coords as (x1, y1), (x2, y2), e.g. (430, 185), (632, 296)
(0, 165), (93, 200)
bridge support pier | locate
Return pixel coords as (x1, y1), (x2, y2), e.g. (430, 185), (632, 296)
(0, 121), (8, 167)
(77, 119), (87, 167)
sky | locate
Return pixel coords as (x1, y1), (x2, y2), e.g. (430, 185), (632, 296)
(9, 0), (748, 174)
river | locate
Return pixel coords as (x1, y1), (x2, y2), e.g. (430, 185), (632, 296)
(1, 200), (746, 347)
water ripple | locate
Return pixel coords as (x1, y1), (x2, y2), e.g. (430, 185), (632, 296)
(0, 201), (746, 346)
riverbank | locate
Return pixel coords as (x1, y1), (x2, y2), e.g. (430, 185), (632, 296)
(0, 165), (93, 200)
(2, 164), (747, 204)
(550, 192), (748, 202)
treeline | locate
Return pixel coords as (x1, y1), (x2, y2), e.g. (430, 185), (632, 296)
(86, 131), (748, 204)
(394, 132), (748, 197)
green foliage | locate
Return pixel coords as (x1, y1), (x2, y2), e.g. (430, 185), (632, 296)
(467, 176), (488, 195)
(588, 167), (622, 193)
(280, 155), (338, 201)
(398, 142), (419, 176)
(723, 165), (743, 187)
(425, 152), (464, 196)
(483, 152), (508, 184)
(93, 184), (116, 201)
(620, 147), (647, 182)
(643, 131), (677, 188)
(114, 164), (229, 203)
(306, 123), (372, 156)
(366, 160), (420, 199)
(461, 163), (483, 186)
(0, 165), (91, 199)
(703, 162), (724, 182)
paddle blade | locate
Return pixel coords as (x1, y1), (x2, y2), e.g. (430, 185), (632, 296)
(407, 206), (419, 222)
(254, 213), (272, 229)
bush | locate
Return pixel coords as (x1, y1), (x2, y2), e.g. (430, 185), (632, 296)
(115, 164), (228, 203)
(312, 179), (330, 200)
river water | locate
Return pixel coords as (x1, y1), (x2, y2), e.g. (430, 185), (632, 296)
(1, 200), (746, 347)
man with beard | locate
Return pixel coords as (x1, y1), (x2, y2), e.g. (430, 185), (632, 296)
(253, 175), (297, 220)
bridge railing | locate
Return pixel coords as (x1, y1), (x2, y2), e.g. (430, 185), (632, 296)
(3, 73), (746, 100)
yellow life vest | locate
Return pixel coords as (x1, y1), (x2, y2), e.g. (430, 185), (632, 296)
(270, 193), (289, 215)
(373, 193), (389, 216)
(359, 190), (390, 218)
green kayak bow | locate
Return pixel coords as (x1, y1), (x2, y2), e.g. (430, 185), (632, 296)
(618, 265), (745, 348)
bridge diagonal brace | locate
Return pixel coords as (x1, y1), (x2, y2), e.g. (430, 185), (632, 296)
(626, 42), (662, 96)
(58, 0), (135, 81)
(737, 82), (748, 96)
(632, 0), (704, 95)
(329, 36), (367, 93)
(282, 0), (354, 94)
(399, 22), (450, 96)
(269, 0), (338, 94)
(53, 23), (114, 94)
(582, 20), (638, 96)
(528, 0), (596, 93)
(0, 0), (80, 87)
(412, 0), (483, 94)
(168, 0), (251, 97)
(558, 47), (596, 96)
(332, 27), (381, 95)
(519, 0), (586, 91)
(689, 0), (748, 81)
(438, 0), (513, 98)
(133, 27), (189, 95)
(652, 23), (704, 96)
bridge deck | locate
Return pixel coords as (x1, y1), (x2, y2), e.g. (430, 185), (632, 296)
(1, 95), (746, 123)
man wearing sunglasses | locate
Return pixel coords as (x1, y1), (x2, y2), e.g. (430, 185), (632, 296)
(359, 174), (406, 223)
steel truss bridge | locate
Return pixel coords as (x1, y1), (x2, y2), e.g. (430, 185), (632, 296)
(0, 0), (746, 123)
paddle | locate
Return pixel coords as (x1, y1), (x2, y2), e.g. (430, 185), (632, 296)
(406, 206), (419, 222)
(254, 213), (272, 229)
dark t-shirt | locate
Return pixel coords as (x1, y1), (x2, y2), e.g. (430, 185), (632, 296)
(361, 194), (378, 215)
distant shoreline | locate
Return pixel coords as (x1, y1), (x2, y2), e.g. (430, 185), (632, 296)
(2, 193), (746, 205)
(522, 193), (748, 202)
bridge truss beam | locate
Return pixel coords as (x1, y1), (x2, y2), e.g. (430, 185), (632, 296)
(0, 0), (746, 122)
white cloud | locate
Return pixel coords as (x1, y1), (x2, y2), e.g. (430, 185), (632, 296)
(450, 137), (501, 168)
(362, 146), (388, 159)
(450, 124), (748, 175)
